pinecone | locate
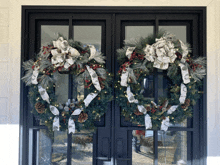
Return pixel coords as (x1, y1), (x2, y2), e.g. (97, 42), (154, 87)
(134, 109), (143, 116)
(78, 112), (88, 123)
(35, 102), (45, 114)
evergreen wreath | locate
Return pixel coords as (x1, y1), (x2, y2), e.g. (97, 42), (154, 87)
(115, 31), (206, 131)
(22, 36), (113, 133)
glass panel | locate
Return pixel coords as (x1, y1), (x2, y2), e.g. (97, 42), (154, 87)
(132, 130), (154, 165)
(159, 26), (187, 43)
(143, 75), (154, 98)
(125, 26), (154, 40)
(71, 132), (93, 165)
(41, 25), (69, 46)
(73, 26), (102, 52)
(39, 25), (69, 126)
(37, 129), (68, 165)
(158, 131), (187, 165)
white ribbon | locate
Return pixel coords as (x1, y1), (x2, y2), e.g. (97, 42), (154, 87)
(161, 117), (170, 131)
(143, 45), (155, 62)
(88, 45), (97, 60)
(179, 83), (187, 104)
(86, 65), (101, 92)
(49, 105), (60, 131)
(31, 66), (39, 84)
(179, 63), (190, 84)
(126, 47), (136, 59)
(64, 57), (75, 69)
(167, 105), (179, 115)
(38, 85), (50, 103)
(145, 114), (152, 130)
(126, 86), (138, 103)
(137, 105), (147, 114)
(84, 93), (98, 107)
(68, 108), (82, 134)
(179, 40), (188, 63)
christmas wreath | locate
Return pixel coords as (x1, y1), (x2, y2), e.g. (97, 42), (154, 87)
(115, 32), (206, 131)
(22, 36), (113, 133)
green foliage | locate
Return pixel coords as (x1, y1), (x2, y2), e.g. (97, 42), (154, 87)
(22, 37), (113, 134)
(115, 31), (206, 130)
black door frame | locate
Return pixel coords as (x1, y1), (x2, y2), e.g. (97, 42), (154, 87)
(20, 6), (206, 165)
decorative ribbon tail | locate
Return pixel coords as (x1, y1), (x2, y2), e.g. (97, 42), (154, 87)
(84, 93), (98, 107)
(68, 108), (82, 134)
(38, 85), (50, 103)
(145, 114), (152, 130)
(49, 105), (60, 131)
(137, 105), (146, 114)
(68, 118), (75, 134)
(120, 70), (129, 87)
(86, 65), (101, 91)
(179, 63), (190, 84)
(126, 86), (138, 103)
(53, 116), (60, 131)
(167, 105), (179, 115)
(88, 45), (97, 60)
(31, 67), (39, 84)
(179, 40), (189, 63)
(161, 117), (170, 131)
(126, 47), (136, 59)
(64, 58), (75, 69)
(179, 83), (187, 104)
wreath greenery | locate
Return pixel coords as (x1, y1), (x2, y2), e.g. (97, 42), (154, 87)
(115, 31), (206, 130)
(22, 36), (113, 133)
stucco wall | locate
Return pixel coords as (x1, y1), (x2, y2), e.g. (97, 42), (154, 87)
(0, 0), (219, 164)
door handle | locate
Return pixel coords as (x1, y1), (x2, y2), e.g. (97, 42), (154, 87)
(96, 157), (109, 161)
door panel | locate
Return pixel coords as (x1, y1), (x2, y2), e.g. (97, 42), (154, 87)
(21, 7), (206, 165)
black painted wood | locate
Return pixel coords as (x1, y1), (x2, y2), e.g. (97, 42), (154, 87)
(20, 6), (206, 165)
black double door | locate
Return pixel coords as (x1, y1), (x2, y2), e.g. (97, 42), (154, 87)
(20, 7), (206, 165)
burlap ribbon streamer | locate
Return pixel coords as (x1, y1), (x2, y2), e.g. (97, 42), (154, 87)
(31, 66), (39, 84)
(38, 85), (50, 103)
(49, 105), (60, 131)
(68, 108), (83, 134)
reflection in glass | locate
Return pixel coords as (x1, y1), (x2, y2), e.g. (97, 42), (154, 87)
(41, 25), (69, 46)
(125, 26), (154, 41)
(73, 26), (102, 52)
(159, 26), (187, 43)
(38, 129), (68, 164)
(55, 74), (69, 105)
(132, 130), (154, 165)
(71, 132), (93, 165)
(143, 75), (154, 98)
(158, 131), (187, 165)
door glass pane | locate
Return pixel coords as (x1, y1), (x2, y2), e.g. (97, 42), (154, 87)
(132, 130), (154, 165)
(158, 131), (188, 165)
(158, 26), (188, 128)
(159, 26), (187, 43)
(37, 129), (68, 165)
(73, 26), (102, 52)
(39, 25), (69, 126)
(71, 132), (93, 165)
(125, 26), (154, 41)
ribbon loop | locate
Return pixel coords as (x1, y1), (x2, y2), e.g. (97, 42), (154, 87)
(161, 117), (170, 131)
(86, 65), (101, 92)
(179, 83), (187, 104)
(126, 47), (136, 59)
(38, 85), (50, 103)
(31, 66), (39, 84)
(145, 114), (152, 130)
(68, 108), (83, 134)
(49, 105), (60, 131)
(126, 86), (138, 103)
(179, 63), (190, 84)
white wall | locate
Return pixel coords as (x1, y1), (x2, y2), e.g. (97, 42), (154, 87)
(0, 0), (219, 164)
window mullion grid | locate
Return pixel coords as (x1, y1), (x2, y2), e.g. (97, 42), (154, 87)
(67, 17), (73, 165)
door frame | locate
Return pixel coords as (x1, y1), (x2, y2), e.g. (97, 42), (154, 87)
(20, 6), (206, 165)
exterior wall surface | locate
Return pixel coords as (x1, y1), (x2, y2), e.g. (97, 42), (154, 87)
(0, 0), (219, 164)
